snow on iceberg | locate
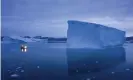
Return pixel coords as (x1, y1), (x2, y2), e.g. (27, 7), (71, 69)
(67, 20), (126, 49)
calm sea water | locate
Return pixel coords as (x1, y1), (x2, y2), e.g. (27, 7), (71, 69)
(1, 43), (133, 80)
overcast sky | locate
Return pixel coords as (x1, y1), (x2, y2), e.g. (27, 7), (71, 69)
(1, 0), (133, 37)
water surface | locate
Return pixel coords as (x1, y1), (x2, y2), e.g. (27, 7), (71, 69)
(1, 43), (133, 80)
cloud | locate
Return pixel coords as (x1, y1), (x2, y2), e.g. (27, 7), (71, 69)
(2, 16), (133, 37)
(1, 0), (133, 37)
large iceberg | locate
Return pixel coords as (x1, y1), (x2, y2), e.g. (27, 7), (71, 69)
(67, 20), (126, 49)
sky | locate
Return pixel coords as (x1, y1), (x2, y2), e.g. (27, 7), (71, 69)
(1, 0), (133, 37)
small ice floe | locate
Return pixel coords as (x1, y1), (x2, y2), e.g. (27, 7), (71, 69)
(96, 61), (99, 63)
(92, 77), (96, 79)
(20, 70), (24, 73)
(76, 70), (79, 72)
(111, 72), (115, 74)
(8, 70), (12, 73)
(37, 66), (40, 68)
(88, 71), (90, 73)
(10, 74), (19, 78)
(86, 78), (91, 80)
(16, 67), (24, 72)
(125, 68), (130, 71)
(8, 70), (11, 72)
(16, 67), (22, 69)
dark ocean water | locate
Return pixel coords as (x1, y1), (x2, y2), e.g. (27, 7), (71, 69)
(1, 43), (133, 80)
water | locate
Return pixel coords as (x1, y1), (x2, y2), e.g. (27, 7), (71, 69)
(1, 43), (133, 80)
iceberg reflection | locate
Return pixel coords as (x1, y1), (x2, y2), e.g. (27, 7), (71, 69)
(66, 47), (126, 76)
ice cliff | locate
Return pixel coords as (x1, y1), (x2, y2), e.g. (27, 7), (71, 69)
(67, 20), (125, 49)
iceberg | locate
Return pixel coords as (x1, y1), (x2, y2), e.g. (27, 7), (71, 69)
(10, 36), (46, 42)
(10, 36), (35, 42)
(67, 20), (126, 49)
(1, 36), (25, 43)
(1, 36), (48, 43)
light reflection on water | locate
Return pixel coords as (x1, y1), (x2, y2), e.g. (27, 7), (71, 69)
(1, 43), (133, 80)
(21, 48), (27, 52)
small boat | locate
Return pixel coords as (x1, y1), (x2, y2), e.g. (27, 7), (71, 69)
(21, 45), (27, 52)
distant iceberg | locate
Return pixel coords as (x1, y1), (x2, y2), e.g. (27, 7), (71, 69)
(10, 36), (34, 42)
(10, 36), (47, 43)
(67, 20), (126, 49)
(1, 36), (25, 43)
(1, 36), (47, 43)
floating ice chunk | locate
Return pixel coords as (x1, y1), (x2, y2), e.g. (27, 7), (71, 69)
(76, 70), (79, 72)
(16, 67), (22, 69)
(10, 74), (19, 78)
(86, 78), (91, 80)
(125, 68), (130, 71)
(88, 71), (90, 72)
(92, 77), (96, 79)
(111, 72), (115, 74)
(8, 70), (11, 72)
(96, 61), (99, 63)
(37, 66), (40, 68)
(21, 70), (24, 72)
